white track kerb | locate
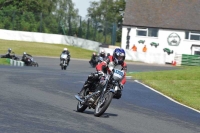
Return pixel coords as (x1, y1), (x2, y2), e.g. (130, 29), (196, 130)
(10, 59), (24, 67)
(132, 80), (200, 114)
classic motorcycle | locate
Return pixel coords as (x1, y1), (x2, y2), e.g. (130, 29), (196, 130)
(1, 52), (20, 60)
(22, 55), (39, 67)
(75, 64), (124, 117)
(60, 53), (69, 70)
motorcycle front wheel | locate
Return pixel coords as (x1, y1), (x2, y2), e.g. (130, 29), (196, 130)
(35, 62), (39, 67)
(94, 91), (113, 117)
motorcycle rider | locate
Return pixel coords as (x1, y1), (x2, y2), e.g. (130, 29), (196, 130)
(21, 52), (32, 65)
(60, 48), (70, 65)
(107, 53), (110, 57)
(78, 48), (127, 99)
(5, 48), (12, 58)
(89, 52), (97, 65)
(7, 48), (12, 54)
(99, 49), (106, 61)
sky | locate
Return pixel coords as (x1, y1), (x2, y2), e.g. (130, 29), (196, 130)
(72, 0), (100, 18)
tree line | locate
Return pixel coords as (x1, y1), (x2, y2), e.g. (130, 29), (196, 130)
(0, 0), (125, 44)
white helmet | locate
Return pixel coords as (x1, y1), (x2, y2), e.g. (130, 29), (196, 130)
(23, 52), (26, 55)
(101, 50), (105, 53)
(100, 49), (105, 57)
(63, 48), (68, 51)
(8, 48), (12, 53)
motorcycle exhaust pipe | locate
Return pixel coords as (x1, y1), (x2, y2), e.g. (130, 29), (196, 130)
(75, 90), (100, 103)
(74, 95), (85, 103)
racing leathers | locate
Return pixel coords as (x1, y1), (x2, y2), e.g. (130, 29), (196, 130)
(89, 53), (98, 65)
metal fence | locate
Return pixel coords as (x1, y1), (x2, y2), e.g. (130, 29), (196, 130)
(0, 10), (117, 45)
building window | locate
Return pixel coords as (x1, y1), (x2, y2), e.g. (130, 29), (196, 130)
(136, 28), (147, 36)
(136, 27), (158, 37)
(185, 31), (200, 40)
(148, 28), (159, 37)
(194, 51), (200, 55)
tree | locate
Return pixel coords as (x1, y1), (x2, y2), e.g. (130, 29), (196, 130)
(0, 0), (58, 32)
(53, 0), (79, 35)
(0, 0), (80, 34)
(87, 0), (126, 44)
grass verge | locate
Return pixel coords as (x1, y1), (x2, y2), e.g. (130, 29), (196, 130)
(0, 58), (10, 65)
(0, 39), (95, 59)
(127, 66), (200, 111)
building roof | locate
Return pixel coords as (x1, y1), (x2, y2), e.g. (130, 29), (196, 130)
(123, 0), (200, 31)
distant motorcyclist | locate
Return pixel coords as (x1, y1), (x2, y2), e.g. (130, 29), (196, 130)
(78, 48), (127, 99)
(97, 49), (107, 63)
(3, 48), (12, 58)
(1, 48), (20, 60)
(99, 50), (106, 60)
(89, 52), (98, 65)
(60, 48), (70, 65)
(21, 52), (32, 65)
(7, 48), (12, 54)
(107, 53), (110, 57)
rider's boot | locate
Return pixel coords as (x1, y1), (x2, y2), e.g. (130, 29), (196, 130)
(67, 59), (70, 65)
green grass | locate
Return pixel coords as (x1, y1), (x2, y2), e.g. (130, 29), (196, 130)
(127, 66), (200, 111)
(1, 39), (200, 111)
(0, 39), (95, 59)
(0, 58), (10, 65)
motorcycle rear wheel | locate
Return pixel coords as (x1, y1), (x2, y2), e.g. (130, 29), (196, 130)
(94, 91), (113, 117)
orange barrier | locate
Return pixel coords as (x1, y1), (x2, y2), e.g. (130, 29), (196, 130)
(172, 61), (176, 66)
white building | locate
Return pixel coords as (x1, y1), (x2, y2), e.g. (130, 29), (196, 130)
(121, 0), (200, 64)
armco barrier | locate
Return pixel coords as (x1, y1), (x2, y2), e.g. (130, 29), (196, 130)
(10, 59), (24, 66)
(181, 54), (200, 66)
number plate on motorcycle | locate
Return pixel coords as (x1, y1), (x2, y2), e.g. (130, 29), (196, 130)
(113, 69), (124, 79)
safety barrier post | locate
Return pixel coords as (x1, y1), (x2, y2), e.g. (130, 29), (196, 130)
(13, 60), (17, 66)
(10, 59), (13, 66)
(9, 59), (25, 67)
(19, 61), (24, 66)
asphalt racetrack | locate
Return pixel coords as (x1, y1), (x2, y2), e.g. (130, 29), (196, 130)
(0, 57), (200, 133)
